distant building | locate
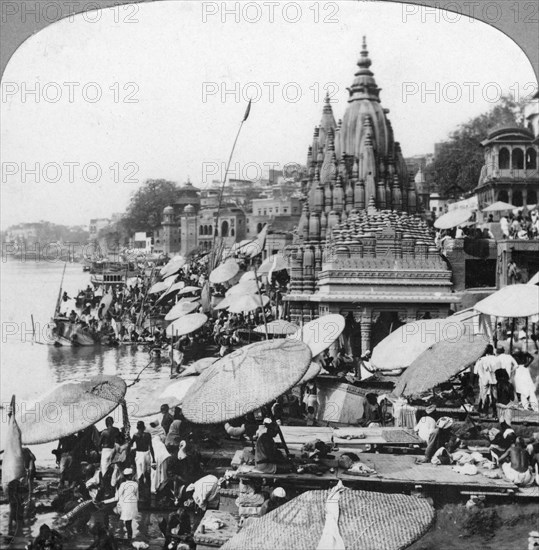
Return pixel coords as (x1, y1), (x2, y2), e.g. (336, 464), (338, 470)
(132, 232), (152, 253)
(89, 218), (111, 242)
(524, 89), (539, 138)
(428, 193), (448, 218)
(475, 126), (538, 210)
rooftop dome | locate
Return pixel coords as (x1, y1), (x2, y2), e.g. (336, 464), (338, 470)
(184, 204), (195, 214)
(163, 205), (174, 214)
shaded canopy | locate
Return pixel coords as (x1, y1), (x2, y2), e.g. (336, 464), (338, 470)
(221, 486), (434, 550)
(258, 254), (288, 274)
(165, 313), (208, 337)
(288, 314), (346, 357)
(433, 209), (473, 229)
(18, 376), (126, 445)
(482, 201), (515, 212)
(393, 335), (487, 398)
(227, 294), (270, 314)
(182, 339), (312, 424)
(225, 280), (259, 297)
(164, 300), (200, 322)
(149, 281), (172, 294)
(372, 319), (468, 372)
(210, 259), (240, 284)
(473, 284), (539, 318)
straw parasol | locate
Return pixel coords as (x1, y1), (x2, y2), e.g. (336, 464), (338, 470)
(371, 318), (468, 372)
(130, 377), (183, 418)
(163, 281), (186, 297)
(239, 271), (260, 283)
(221, 486), (434, 550)
(179, 357), (219, 377)
(164, 300), (200, 322)
(225, 280), (259, 297)
(473, 284), (539, 318)
(165, 313), (208, 337)
(149, 281), (171, 294)
(182, 339), (312, 424)
(288, 314), (346, 357)
(227, 294), (270, 314)
(159, 376), (198, 402)
(393, 334), (488, 398)
(298, 362), (322, 385)
(258, 254), (288, 274)
(177, 286), (201, 296)
(214, 296), (234, 310)
(160, 256), (186, 277)
(210, 259), (240, 284)
(254, 319), (298, 336)
(433, 209), (473, 229)
(482, 201), (515, 212)
(18, 376), (127, 445)
(528, 272), (539, 286)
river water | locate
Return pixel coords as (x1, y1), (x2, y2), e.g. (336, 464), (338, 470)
(0, 259), (166, 462)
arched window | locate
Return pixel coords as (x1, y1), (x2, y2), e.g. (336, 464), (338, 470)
(231, 228), (235, 237)
(527, 190), (537, 206)
(526, 148), (537, 169)
(497, 190), (509, 203)
(221, 220), (229, 237)
(209, 225), (213, 236)
(513, 190), (523, 207)
(204, 225), (208, 235)
(199, 225), (203, 235)
(512, 148), (524, 169)
(498, 147), (510, 169)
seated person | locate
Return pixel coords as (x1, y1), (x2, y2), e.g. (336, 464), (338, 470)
(32, 523), (63, 550)
(360, 394), (382, 427)
(259, 487), (287, 516)
(487, 427), (513, 464)
(254, 420), (294, 474)
(158, 507), (194, 550)
(224, 417), (246, 440)
(87, 523), (118, 550)
(499, 435), (534, 487)
(421, 417), (459, 464)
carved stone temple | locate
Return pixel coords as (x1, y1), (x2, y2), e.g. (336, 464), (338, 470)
(284, 38), (460, 353)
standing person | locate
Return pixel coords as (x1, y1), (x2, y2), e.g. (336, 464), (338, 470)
(131, 421), (154, 496)
(159, 404), (174, 435)
(513, 353), (539, 411)
(99, 417), (122, 478)
(496, 369), (516, 425)
(474, 345), (499, 417)
(496, 347), (518, 383)
(54, 434), (79, 487)
(102, 468), (138, 540)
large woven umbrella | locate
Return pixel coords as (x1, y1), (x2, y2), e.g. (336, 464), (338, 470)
(228, 294), (270, 314)
(288, 314), (346, 357)
(225, 280), (259, 297)
(254, 319), (298, 336)
(473, 284), (539, 318)
(182, 339), (312, 424)
(163, 281), (186, 297)
(371, 318), (467, 372)
(258, 254), (288, 274)
(393, 334), (488, 398)
(221, 485), (434, 550)
(482, 201), (515, 212)
(165, 313), (207, 337)
(149, 281), (171, 295)
(164, 300), (200, 322)
(17, 376), (126, 445)
(160, 256), (186, 277)
(160, 376), (198, 402)
(298, 362), (322, 385)
(434, 209), (473, 229)
(214, 296), (234, 310)
(239, 271), (261, 283)
(179, 357), (219, 377)
(210, 259), (240, 284)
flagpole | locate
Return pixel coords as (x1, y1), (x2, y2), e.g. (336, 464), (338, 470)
(213, 100), (252, 263)
(253, 266), (269, 340)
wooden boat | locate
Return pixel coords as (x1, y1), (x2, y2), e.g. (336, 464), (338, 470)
(89, 260), (140, 286)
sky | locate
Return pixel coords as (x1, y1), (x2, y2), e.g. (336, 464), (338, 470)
(1, 0), (537, 228)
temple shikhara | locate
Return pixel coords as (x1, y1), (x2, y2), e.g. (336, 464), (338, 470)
(285, 38), (459, 351)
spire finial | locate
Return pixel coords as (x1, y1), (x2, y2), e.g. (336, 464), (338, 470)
(357, 35), (372, 71)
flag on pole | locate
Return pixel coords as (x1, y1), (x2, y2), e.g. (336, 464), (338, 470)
(268, 254), (278, 284)
(240, 224), (268, 258)
(242, 99), (252, 122)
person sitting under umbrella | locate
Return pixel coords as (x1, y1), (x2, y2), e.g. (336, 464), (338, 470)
(498, 435), (534, 487)
(419, 417), (459, 464)
(414, 405), (437, 443)
(254, 420), (294, 474)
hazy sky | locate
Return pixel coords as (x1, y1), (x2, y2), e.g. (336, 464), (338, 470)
(1, 0), (536, 228)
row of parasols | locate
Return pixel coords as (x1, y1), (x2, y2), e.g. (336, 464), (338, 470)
(146, 254), (289, 337)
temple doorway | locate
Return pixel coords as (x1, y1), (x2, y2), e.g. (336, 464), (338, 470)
(371, 311), (405, 349)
